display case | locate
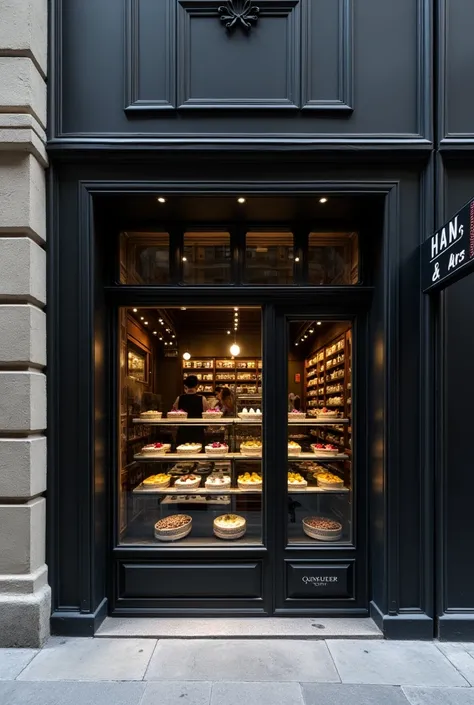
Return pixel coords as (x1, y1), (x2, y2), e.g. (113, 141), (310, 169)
(120, 415), (351, 547)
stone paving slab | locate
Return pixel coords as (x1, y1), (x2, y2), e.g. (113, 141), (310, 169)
(17, 637), (156, 681)
(145, 639), (340, 682)
(326, 640), (469, 687)
(403, 686), (474, 704)
(210, 681), (304, 705)
(301, 683), (411, 705)
(436, 643), (474, 686)
(97, 617), (381, 639)
(141, 681), (212, 705)
(0, 649), (37, 680)
(0, 681), (146, 705)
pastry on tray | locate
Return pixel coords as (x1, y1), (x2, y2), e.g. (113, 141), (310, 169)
(302, 516), (342, 542)
(288, 441), (302, 454)
(316, 471), (344, 489)
(315, 407), (339, 418)
(213, 513), (246, 540)
(287, 471), (307, 490)
(288, 409), (306, 421)
(154, 514), (192, 541)
(205, 472), (231, 489)
(139, 410), (162, 419)
(237, 472), (262, 490)
(142, 473), (171, 489)
(202, 409), (224, 419)
(174, 474), (201, 490)
(176, 443), (202, 454)
(167, 409), (188, 419)
(311, 443), (339, 456)
(238, 408), (262, 419)
(141, 442), (171, 454)
(205, 442), (229, 456)
(240, 439), (262, 455)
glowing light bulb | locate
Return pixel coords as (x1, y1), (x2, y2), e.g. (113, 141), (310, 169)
(230, 343), (240, 356)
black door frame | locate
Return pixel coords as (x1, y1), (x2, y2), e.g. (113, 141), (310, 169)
(47, 170), (434, 637)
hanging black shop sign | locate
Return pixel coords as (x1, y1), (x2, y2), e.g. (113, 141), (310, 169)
(422, 197), (474, 293)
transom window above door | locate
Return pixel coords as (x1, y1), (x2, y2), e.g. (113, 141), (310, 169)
(119, 229), (359, 286)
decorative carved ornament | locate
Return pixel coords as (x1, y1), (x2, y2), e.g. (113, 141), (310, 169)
(218, 0), (260, 31)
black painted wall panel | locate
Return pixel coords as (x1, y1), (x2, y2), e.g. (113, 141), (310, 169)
(54, 0), (426, 139)
(442, 166), (474, 611)
(439, 0), (474, 142)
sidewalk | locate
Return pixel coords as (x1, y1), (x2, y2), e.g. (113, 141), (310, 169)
(1, 638), (474, 704)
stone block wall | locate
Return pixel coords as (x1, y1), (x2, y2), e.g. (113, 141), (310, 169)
(0, 0), (49, 646)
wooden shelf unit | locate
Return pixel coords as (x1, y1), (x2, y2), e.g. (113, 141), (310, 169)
(304, 329), (352, 454)
(182, 357), (262, 395)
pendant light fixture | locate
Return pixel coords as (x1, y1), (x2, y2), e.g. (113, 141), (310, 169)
(182, 351), (191, 361)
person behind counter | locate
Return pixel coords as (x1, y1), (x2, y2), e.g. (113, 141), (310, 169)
(173, 375), (208, 446)
(217, 386), (235, 417)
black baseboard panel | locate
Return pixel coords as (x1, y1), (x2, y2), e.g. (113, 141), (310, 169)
(50, 599), (108, 637)
(438, 614), (474, 641)
(370, 602), (434, 640)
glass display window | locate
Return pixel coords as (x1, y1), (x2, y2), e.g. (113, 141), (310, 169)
(183, 232), (231, 284)
(245, 232), (294, 285)
(120, 232), (169, 284)
(308, 232), (359, 285)
(287, 320), (353, 545)
(118, 305), (263, 546)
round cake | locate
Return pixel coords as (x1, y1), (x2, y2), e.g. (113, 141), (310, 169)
(167, 409), (188, 419)
(315, 408), (339, 418)
(139, 410), (162, 419)
(311, 443), (339, 456)
(288, 410), (306, 422)
(142, 442), (171, 455)
(142, 473), (171, 489)
(316, 472), (344, 489)
(238, 472), (262, 490)
(287, 471), (307, 490)
(176, 443), (202, 454)
(213, 513), (247, 540)
(288, 441), (302, 455)
(154, 514), (192, 541)
(205, 442), (229, 456)
(302, 516), (343, 541)
(205, 472), (231, 489)
(202, 409), (224, 419)
(240, 440), (262, 456)
(238, 408), (262, 419)
(174, 474), (201, 490)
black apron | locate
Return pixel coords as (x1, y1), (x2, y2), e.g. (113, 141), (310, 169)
(175, 393), (205, 447)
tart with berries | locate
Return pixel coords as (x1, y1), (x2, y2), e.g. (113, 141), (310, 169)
(205, 442), (229, 456)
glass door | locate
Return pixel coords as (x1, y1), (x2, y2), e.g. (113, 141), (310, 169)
(273, 311), (367, 614)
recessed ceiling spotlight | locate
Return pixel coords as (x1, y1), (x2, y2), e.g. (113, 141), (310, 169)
(319, 197), (328, 204)
(237, 197), (246, 204)
(227, 330), (231, 335)
(317, 321), (322, 325)
(157, 197), (166, 203)
(140, 316), (144, 320)
(164, 341), (167, 346)
(153, 331), (157, 335)
(309, 329), (314, 333)
(159, 337), (163, 341)
(132, 308), (138, 313)
(295, 342), (299, 346)
(172, 334), (176, 338)
(295, 257), (300, 263)
(182, 256), (187, 262)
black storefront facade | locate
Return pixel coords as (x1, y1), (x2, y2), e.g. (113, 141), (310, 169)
(47, 0), (474, 640)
